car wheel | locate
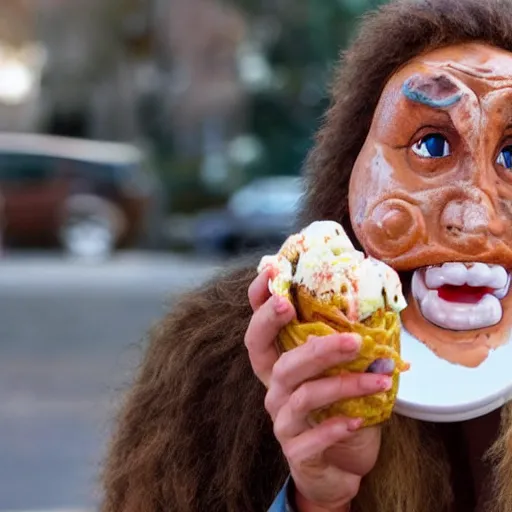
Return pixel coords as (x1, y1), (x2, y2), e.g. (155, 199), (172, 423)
(59, 195), (126, 260)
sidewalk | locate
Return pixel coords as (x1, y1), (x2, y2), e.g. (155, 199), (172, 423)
(1, 509), (93, 512)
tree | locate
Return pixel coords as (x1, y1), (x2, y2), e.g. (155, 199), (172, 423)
(230, 0), (387, 178)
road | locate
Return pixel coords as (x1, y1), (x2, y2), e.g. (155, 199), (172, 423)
(0, 252), (222, 511)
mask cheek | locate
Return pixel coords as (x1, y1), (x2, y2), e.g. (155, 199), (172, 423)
(357, 198), (427, 263)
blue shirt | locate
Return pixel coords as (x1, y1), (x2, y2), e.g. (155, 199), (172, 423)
(268, 478), (294, 512)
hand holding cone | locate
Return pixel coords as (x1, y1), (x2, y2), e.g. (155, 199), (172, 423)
(258, 221), (410, 427)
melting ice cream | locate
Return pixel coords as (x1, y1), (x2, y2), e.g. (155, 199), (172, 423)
(258, 221), (408, 322)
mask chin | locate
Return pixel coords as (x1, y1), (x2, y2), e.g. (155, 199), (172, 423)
(395, 324), (512, 423)
(396, 264), (512, 422)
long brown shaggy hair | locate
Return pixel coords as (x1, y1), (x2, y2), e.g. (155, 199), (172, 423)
(101, 1), (512, 511)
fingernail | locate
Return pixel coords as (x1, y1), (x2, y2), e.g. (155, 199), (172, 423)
(360, 375), (392, 392)
(339, 334), (361, 352)
(378, 376), (393, 391)
(347, 418), (363, 431)
(367, 358), (395, 375)
(274, 296), (289, 315)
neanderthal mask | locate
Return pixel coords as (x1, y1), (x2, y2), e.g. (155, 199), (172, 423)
(349, 43), (512, 422)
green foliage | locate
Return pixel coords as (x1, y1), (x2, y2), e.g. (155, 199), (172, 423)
(233, 0), (387, 179)
(150, 0), (388, 212)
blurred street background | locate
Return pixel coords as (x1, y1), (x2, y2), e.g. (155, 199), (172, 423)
(0, 0), (386, 510)
(0, 252), (219, 511)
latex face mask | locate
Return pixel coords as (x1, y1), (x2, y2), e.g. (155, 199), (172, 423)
(349, 43), (512, 421)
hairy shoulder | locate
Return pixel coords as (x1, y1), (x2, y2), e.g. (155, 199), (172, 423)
(161, 265), (256, 356)
(101, 264), (287, 512)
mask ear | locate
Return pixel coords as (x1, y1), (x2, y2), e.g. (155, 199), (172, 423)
(402, 72), (463, 108)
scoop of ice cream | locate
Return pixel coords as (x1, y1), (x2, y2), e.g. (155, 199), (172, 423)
(356, 257), (408, 319)
(259, 221), (410, 427)
(258, 221), (407, 321)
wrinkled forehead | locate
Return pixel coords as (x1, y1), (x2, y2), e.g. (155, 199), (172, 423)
(410, 42), (512, 80)
(374, 43), (512, 125)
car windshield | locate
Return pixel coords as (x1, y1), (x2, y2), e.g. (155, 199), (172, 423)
(229, 177), (303, 216)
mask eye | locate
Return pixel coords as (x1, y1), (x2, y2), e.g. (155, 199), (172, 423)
(497, 146), (512, 169)
(412, 134), (451, 158)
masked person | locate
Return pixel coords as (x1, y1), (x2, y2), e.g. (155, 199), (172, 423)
(101, 1), (512, 511)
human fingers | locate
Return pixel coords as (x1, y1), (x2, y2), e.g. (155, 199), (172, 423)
(245, 294), (295, 386)
(268, 333), (361, 398)
(281, 416), (363, 466)
(265, 333), (361, 418)
(248, 269), (272, 311)
(272, 372), (392, 439)
(366, 358), (395, 375)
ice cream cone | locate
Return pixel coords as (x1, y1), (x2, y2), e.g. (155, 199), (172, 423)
(259, 221), (410, 427)
(279, 286), (408, 427)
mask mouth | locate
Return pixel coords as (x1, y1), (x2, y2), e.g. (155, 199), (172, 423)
(411, 262), (511, 331)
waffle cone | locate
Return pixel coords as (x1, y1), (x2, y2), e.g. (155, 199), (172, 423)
(279, 286), (408, 427)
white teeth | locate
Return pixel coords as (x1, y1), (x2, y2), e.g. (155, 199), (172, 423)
(412, 269), (428, 302)
(420, 291), (503, 331)
(467, 263), (492, 287)
(425, 263), (466, 288)
(488, 265), (509, 290)
(412, 266), (508, 332)
(425, 262), (509, 290)
(494, 274), (511, 300)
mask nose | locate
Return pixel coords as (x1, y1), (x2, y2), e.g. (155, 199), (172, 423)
(440, 192), (505, 243)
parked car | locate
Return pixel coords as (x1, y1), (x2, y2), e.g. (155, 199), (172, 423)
(194, 175), (303, 254)
(0, 133), (164, 258)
